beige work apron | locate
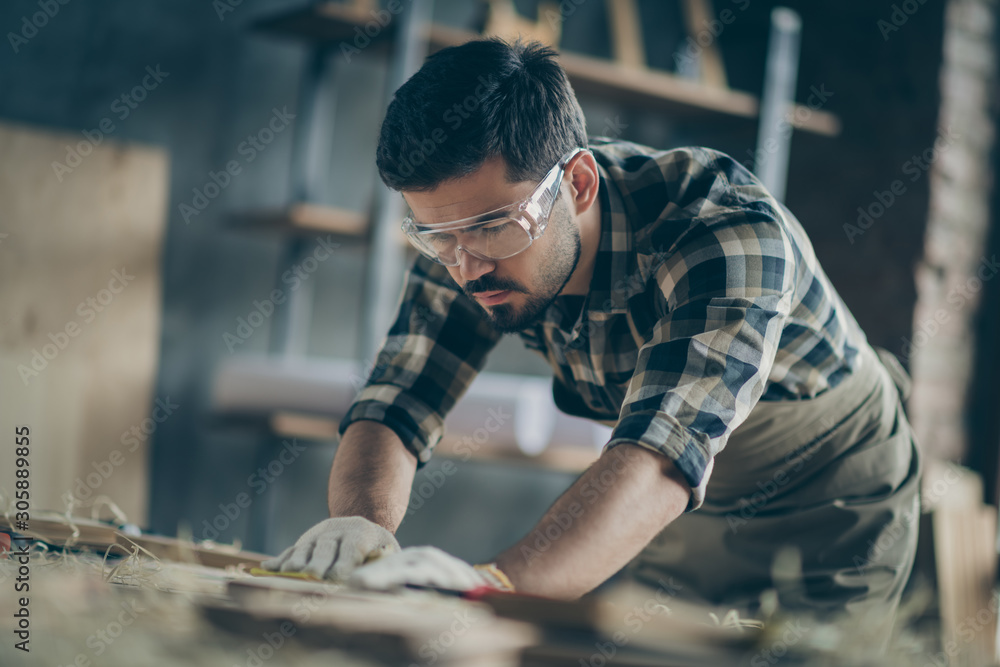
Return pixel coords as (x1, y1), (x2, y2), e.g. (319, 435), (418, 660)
(626, 343), (922, 625)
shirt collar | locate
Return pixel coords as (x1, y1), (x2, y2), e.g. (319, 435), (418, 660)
(585, 160), (636, 315)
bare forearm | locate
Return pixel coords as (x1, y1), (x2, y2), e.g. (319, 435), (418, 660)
(494, 444), (690, 599)
(328, 421), (418, 533)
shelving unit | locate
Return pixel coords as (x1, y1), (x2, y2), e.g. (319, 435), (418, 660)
(428, 23), (840, 136)
(230, 2), (840, 241)
(228, 203), (368, 237)
(250, 0), (398, 46)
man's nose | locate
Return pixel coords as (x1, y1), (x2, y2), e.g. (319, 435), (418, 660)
(456, 248), (496, 283)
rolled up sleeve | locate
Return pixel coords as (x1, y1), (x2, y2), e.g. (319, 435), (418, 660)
(338, 255), (501, 465)
(605, 208), (795, 510)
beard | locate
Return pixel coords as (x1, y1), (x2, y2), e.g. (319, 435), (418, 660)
(462, 200), (582, 334)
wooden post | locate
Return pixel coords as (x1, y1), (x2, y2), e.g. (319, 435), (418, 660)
(606, 0), (645, 69)
(682, 0), (729, 88)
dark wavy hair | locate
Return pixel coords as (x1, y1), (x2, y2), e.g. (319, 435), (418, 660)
(376, 38), (588, 191)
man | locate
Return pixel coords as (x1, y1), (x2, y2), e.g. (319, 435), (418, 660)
(264, 38), (921, 623)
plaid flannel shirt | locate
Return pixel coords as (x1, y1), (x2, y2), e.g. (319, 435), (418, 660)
(339, 139), (867, 511)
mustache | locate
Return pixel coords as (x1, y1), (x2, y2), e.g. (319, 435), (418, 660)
(462, 275), (526, 296)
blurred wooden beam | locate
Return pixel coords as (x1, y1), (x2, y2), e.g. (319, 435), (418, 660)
(682, 0), (729, 88)
(606, 0), (645, 69)
(426, 24), (840, 136)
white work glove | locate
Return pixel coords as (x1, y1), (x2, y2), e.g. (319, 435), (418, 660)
(262, 516), (400, 581)
(348, 545), (515, 593)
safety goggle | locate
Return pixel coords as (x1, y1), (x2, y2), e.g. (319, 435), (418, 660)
(401, 148), (586, 266)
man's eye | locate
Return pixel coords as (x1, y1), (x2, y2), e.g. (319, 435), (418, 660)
(428, 233), (455, 245)
(476, 221), (511, 236)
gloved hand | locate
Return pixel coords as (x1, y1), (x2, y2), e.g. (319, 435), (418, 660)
(262, 516), (400, 581)
(348, 545), (515, 593)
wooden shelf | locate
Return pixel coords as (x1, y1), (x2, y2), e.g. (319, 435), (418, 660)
(251, 2), (396, 48)
(227, 203), (368, 237)
(250, 8), (839, 136)
(436, 436), (599, 473)
(267, 410), (598, 473)
(428, 24), (841, 137)
(270, 410), (341, 440)
(227, 204), (415, 249)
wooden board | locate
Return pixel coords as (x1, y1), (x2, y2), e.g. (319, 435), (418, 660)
(933, 504), (998, 665)
(0, 514), (119, 549)
(0, 121), (168, 526)
(116, 532), (269, 569)
(606, 0), (646, 69)
(208, 580), (540, 665)
(682, 0), (728, 88)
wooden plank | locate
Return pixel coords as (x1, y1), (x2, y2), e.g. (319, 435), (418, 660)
(116, 532), (269, 569)
(606, 0), (646, 69)
(560, 47), (755, 117)
(265, 410), (599, 472)
(933, 504), (998, 666)
(251, 1), (397, 47)
(484, 0), (562, 48)
(204, 585), (539, 665)
(426, 24), (840, 136)
(436, 436), (600, 473)
(270, 410), (340, 440)
(682, 0), (729, 88)
(228, 203), (369, 236)
(0, 515), (119, 549)
(0, 121), (167, 526)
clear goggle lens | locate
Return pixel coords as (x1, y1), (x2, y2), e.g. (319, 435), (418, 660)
(401, 147), (585, 266)
(407, 217), (534, 266)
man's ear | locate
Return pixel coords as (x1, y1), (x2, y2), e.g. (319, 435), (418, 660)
(566, 150), (600, 216)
